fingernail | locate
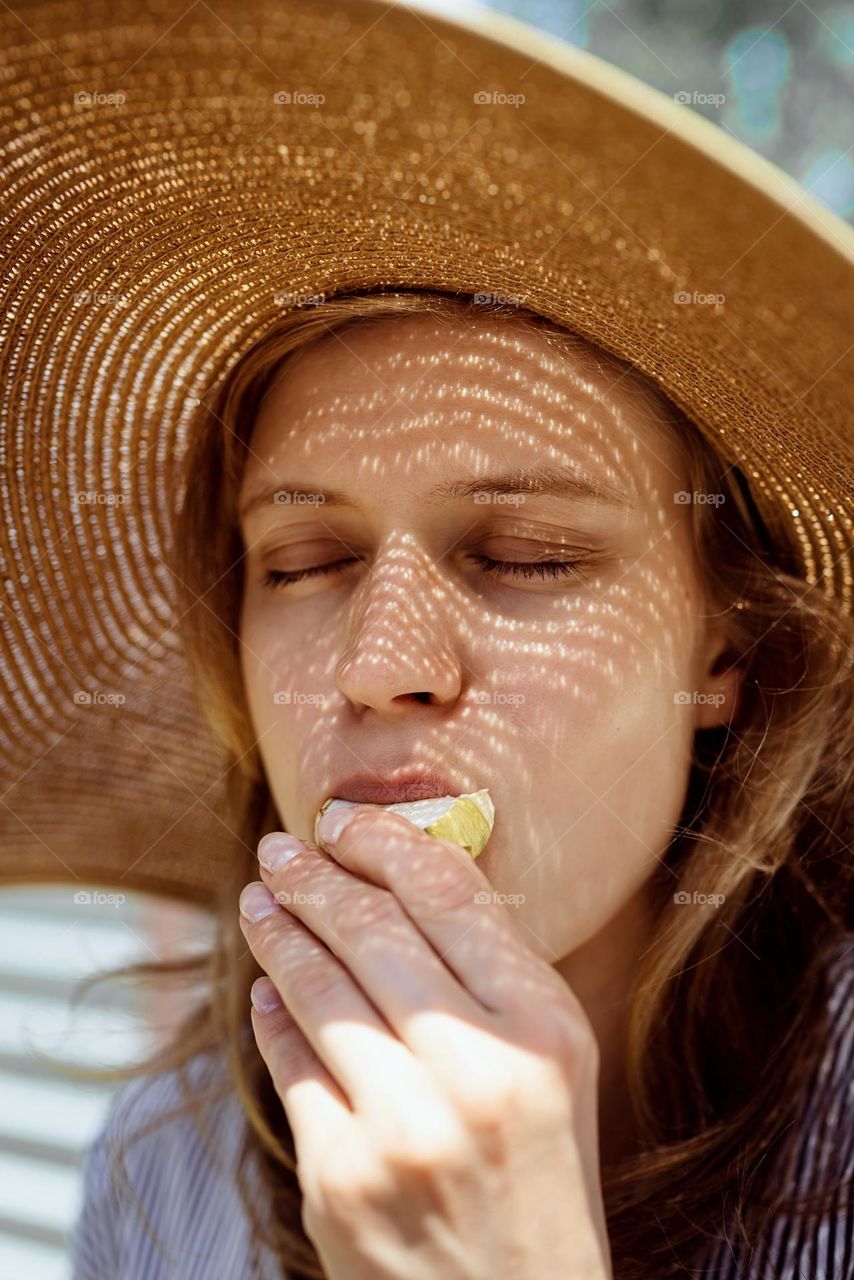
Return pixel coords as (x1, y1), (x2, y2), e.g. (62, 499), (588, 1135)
(239, 881), (280, 923)
(250, 976), (283, 1014)
(258, 832), (304, 872)
(316, 806), (358, 845)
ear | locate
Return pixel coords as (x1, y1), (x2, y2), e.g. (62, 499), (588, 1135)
(695, 631), (744, 730)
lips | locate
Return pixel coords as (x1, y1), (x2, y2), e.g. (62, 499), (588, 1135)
(326, 769), (458, 805)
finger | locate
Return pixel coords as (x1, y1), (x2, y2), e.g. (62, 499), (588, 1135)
(314, 806), (565, 1022)
(256, 840), (491, 1045)
(249, 976), (353, 1155)
(239, 886), (447, 1136)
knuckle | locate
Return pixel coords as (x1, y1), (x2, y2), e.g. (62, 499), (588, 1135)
(268, 1020), (314, 1079)
(381, 1123), (472, 1174)
(511, 978), (599, 1065)
(277, 850), (322, 896)
(541, 999), (600, 1069)
(285, 954), (343, 1006)
(451, 1052), (572, 1133)
(442, 1051), (526, 1120)
(332, 887), (400, 938)
(404, 856), (476, 914)
(388, 1144), (470, 1180)
(343, 808), (392, 847)
(312, 1148), (393, 1217)
(368, 1076), (469, 1168)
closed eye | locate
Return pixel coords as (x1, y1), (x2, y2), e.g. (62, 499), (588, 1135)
(261, 552), (591, 588)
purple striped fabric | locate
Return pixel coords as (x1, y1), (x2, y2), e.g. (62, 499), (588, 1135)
(692, 935), (854, 1279)
(69, 937), (853, 1279)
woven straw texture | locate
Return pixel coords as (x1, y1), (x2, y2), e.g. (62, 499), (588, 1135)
(1, 0), (852, 903)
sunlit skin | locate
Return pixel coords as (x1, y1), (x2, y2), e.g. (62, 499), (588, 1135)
(235, 309), (742, 1277)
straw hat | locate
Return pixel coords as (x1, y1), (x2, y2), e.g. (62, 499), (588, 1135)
(2, 0), (852, 907)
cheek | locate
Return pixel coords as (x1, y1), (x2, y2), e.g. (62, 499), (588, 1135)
(239, 598), (336, 832)
(485, 578), (698, 940)
(239, 600), (311, 759)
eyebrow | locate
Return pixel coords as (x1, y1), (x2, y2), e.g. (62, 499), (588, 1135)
(238, 464), (633, 520)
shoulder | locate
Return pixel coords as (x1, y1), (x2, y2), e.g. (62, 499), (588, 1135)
(695, 934), (854, 1278)
(767, 934), (854, 1189)
(94, 1042), (243, 1166)
(823, 931), (854, 1023)
(804, 934), (854, 1168)
(70, 1043), (282, 1279)
(808, 933), (854, 1120)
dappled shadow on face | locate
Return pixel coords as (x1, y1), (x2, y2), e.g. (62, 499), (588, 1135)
(237, 306), (733, 1013)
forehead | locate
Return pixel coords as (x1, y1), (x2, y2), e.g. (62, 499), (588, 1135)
(243, 310), (682, 493)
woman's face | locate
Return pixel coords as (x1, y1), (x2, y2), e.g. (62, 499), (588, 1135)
(237, 310), (739, 980)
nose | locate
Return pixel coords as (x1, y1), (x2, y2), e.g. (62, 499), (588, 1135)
(336, 538), (464, 714)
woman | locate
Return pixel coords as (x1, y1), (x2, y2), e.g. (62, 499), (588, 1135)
(1, 0), (851, 1277)
(63, 287), (853, 1279)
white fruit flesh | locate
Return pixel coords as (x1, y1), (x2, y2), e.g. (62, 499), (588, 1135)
(314, 789), (495, 858)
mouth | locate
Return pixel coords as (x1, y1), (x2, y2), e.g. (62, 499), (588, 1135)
(324, 769), (459, 806)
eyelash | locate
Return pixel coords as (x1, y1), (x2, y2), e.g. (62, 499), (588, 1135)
(261, 552), (589, 589)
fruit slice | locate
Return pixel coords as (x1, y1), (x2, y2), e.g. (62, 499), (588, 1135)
(314, 789), (495, 859)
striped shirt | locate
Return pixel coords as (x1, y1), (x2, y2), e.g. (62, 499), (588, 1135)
(69, 938), (854, 1280)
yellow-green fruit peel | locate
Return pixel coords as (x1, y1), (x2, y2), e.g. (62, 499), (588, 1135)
(314, 789), (494, 858)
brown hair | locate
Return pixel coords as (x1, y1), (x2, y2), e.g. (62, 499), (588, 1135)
(59, 288), (853, 1278)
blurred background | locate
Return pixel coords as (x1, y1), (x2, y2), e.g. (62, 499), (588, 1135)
(439, 0), (854, 220)
(2, 2), (850, 1278)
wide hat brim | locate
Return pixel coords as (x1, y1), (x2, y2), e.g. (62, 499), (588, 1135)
(2, 0), (852, 907)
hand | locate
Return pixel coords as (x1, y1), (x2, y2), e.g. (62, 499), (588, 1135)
(238, 805), (614, 1280)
